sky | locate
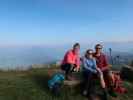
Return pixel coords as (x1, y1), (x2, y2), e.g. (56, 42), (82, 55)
(0, 0), (133, 46)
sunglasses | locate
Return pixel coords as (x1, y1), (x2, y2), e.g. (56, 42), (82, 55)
(88, 53), (93, 55)
(74, 47), (80, 49)
(96, 47), (102, 49)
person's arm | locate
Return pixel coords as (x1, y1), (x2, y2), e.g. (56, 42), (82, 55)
(83, 58), (97, 73)
(93, 59), (103, 75)
(94, 59), (105, 88)
(93, 58), (98, 69)
(75, 55), (80, 70)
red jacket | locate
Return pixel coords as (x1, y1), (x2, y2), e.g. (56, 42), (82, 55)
(62, 50), (80, 69)
(94, 53), (108, 71)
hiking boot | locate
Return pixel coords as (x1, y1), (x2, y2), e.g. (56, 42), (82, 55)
(108, 90), (117, 97)
(82, 90), (88, 96)
(88, 93), (102, 100)
(102, 88), (108, 100)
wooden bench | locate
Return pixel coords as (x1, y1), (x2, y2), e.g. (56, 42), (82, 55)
(64, 80), (81, 86)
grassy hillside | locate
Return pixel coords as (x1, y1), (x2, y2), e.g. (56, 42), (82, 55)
(0, 67), (132, 100)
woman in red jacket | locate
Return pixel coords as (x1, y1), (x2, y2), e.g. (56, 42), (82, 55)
(61, 43), (80, 80)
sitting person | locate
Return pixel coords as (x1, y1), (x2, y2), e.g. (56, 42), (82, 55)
(48, 72), (65, 96)
(82, 49), (108, 100)
(61, 43), (80, 80)
(93, 44), (117, 97)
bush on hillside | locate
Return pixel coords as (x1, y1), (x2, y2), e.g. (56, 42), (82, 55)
(121, 65), (133, 82)
(130, 60), (133, 67)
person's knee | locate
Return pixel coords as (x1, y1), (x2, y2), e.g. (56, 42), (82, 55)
(107, 71), (114, 80)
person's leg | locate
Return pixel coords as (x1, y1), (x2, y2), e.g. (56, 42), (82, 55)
(70, 64), (77, 72)
(102, 70), (112, 88)
(61, 64), (74, 80)
(101, 88), (108, 100)
(103, 70), (117, 97)
(82, 71), (89, 96)
(88, 73), (97, 94)
(100, 76), (108, 100)
(82, 71), (94, 96)
(98, 72), (106, 89)
(96, 71), (108, 100)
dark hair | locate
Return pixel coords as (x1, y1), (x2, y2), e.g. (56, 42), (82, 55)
(95, 44), (103, 49)
(73, 43), (80, 48)
(85, 49), (93, 58)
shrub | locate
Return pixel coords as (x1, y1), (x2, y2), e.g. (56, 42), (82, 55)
(130, 60), (133, 67)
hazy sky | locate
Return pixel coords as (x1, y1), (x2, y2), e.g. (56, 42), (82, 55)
(0, 0), (133, 46)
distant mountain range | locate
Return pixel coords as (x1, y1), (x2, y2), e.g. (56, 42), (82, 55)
(102, 41), (133, 53)
(0, 41), (132, 69)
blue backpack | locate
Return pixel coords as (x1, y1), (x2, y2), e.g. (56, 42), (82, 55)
(48, 73), (65, 89)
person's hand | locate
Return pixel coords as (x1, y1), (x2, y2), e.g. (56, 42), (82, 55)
(101, 67), (109, 72)
(97, 68), (101, 73)
(74, 67), (79, 72)
(73, 68), (76, 72)
(97, 68), (103, 76)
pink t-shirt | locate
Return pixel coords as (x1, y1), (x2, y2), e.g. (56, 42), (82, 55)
(62, 50), (80, 69)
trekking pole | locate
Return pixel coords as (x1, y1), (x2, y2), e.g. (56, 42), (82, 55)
(109, 48), (114, 65)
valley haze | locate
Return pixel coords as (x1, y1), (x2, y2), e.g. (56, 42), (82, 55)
(0, 41), (133, 70)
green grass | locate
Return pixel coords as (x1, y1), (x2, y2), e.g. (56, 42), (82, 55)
(0, 67), (132, 100)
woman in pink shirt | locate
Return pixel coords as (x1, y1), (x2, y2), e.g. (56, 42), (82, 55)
(61, 43), (80, 80)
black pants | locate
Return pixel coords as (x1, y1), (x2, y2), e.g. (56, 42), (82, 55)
(61, 63), (76, 77)
(82, 71), (96, 94)
(82, 71), (108, 100)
